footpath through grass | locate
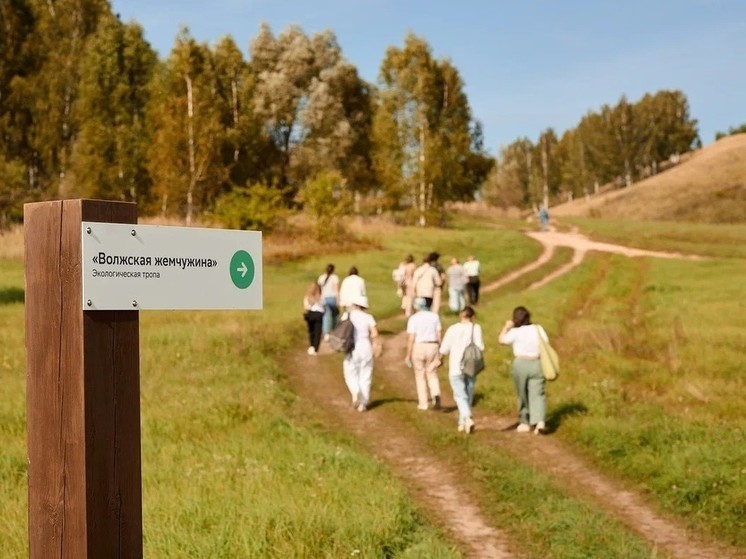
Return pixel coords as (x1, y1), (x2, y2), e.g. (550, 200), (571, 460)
(0, 223), (534, 557)
(476, 222), (746, 549)
(2, 216), (744, 555)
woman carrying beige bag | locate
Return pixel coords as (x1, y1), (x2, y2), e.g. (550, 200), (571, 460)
(498, 306), (548, 435)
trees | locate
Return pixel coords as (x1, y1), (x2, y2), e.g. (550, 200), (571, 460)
(373, 33), (492, 224)
(65, 15), (157, 202)
(147, 28), (225, 224)
(249, 24), (374, 204)
(491, 90), (700, 207)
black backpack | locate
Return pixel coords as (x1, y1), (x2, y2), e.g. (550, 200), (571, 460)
(460, 325), (485, 377)
(328, 317), (355, 353)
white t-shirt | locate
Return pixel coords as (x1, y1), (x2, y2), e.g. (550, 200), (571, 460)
(348, 308), (376, 358)
(463, 260), (480, 277)
(446, 264), (466, 289)
(339, 275), (366, 307)
(406, 310), (442, 343)
(499, 324), (548, 358)
(439, 322), (484, 376)
(318, 273), (339, 299)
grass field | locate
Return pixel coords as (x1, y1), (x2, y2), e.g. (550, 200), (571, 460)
(1, 215), (744, 556)
(0, 222), (536, 557)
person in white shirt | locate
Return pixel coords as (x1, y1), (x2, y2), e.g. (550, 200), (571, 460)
(404, 298), (443, 410)
(463, 255), (480, 305)
(438, 306), (484, 433)
(339, 266), (367, 309)
(302, 282), (325, 355)
(343, 295), (378, 412)
(318, 263), (340, 339)
(498, 306), (547, 434)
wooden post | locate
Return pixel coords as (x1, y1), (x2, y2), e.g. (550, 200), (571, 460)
(25, 199), (142, 558)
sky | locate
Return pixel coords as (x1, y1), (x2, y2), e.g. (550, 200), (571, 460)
(110, 0), (746, 155)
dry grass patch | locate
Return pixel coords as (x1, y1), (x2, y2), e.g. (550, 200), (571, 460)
(553, 133), (746, 223)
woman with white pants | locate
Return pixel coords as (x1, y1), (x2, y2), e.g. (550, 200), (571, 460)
(343, 295), (378, 412)
(438, 306), (484, 433)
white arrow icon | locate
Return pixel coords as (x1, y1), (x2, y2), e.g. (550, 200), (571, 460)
(237, 262), (248, 277)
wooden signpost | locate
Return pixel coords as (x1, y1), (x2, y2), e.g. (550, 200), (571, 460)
(25, 199), (142, 558)
(24, 198), (263, 557)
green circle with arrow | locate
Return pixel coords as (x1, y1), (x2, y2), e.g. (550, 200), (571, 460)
(230, 250), (255, 289)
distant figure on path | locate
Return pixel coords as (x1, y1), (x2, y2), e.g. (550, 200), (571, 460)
(343, 296), (378, 412)
(318, 264), (340, 341)
(498, 306), (548, 435)
(463, 255), (481, 305)
(404, 298), (443, 411)
(302, 282), (325, 355)
(428, 252), (446, 313)
(438, 306), (484, 433)
(445, 257), (467, 313)
(400, 254), (417, 317)
(538, 205), (550, 232)
(339, 266), (367, 310)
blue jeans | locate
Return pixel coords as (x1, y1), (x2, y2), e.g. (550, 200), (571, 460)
(449, 374), (476, 425)
(322, 296), (339, 334)
(448, 287), (465, 312)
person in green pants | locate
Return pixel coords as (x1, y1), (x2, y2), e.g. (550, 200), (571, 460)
(498, 306), (548, 435)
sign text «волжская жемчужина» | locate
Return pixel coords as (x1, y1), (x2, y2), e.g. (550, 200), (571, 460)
(82, 222), (262, 310)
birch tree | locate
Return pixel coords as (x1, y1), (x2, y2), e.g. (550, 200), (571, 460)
(148, 28), (224, 224)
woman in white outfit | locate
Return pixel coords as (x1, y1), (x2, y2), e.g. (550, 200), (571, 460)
(339, 266), (367, 309)
(498, 306), (547, 434)
(343, 295), (378, 412)
(438, 306), (484, 433)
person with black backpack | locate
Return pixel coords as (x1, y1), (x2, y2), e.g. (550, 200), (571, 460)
(436, 306), (484, 434)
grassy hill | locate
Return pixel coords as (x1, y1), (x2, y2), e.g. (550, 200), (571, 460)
(552, 133), (746, 223)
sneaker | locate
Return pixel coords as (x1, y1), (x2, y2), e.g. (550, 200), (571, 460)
(516, 423), (531, 433)
(357, 403), (367, 413)
(324, 334), (330, 342)
(534, 421), (546, 435)
(307, 346), (316, 355)
(417, 404), (429, 411)
(457, 424), (465, 432)
(464, 417), (475, 434)
(432, 395), (441, 410)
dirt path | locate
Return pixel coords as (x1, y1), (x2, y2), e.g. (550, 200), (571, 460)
(284, 229), (735, 559)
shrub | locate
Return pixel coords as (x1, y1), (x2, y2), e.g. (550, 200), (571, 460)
(297, 171), (352, 240)
(212, 183), (288, 231)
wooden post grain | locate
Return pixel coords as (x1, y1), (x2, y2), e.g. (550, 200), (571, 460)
(25, 199), (143, 558)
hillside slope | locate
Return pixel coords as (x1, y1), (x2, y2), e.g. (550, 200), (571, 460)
(552, 133), (746, 223)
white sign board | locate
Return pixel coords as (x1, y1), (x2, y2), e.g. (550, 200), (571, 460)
(82, 222), (262, 310)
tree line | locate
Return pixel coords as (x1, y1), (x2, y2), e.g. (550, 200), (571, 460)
(484, 90), (701, 208)
(0, 0), (493, 229)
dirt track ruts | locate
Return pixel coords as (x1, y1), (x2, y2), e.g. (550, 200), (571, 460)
(284, 227), (736, 559)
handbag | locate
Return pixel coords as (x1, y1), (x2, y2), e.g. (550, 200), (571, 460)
(536, 325), (559, 381)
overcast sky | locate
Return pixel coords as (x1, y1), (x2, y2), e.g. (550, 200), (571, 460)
(110, 0), (746, 154)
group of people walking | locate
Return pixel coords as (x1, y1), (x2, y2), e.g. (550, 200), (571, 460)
(394, 252), (481, 317)
(302, 257), (549, 435)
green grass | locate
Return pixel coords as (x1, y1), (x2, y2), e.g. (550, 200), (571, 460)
(477, 249), (746, 548)
(565, 217), (746, 259)
(1, 222), (533, 557)
(3, 216), (745, 555)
